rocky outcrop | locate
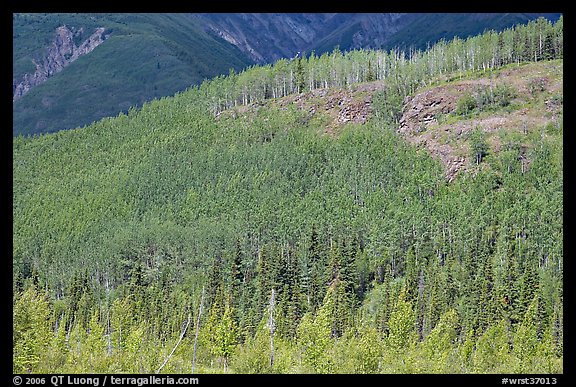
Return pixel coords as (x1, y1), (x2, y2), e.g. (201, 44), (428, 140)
(398, 86), (465, 136)
(13, 26), (108, 102)
(396, 64), (562, 183)
(398, 84), (477, 182)
(217, 80), (386, 138)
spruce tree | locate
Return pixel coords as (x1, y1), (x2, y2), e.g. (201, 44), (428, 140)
(295, 57), (306, 93)
(504, 234), (522, 326)
(305, 226), (324, 314)
(477, 253), (497, 332)
(231, 239), (244, 304)
(519, 257), (539, 319)
(366, 59), (376, 82)
(339, 237), (358, 304)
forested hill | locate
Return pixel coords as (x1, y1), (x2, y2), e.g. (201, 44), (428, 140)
(13, 13), (559, 136)
(13, 17), (563, 374)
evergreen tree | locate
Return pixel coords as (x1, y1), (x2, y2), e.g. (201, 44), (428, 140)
(208, 255), (224, 308)
(303, 226), (325, 314)
(231, 238), (244, 304)
(404, 246), (418, 302)
(283, 245), (301, 338)
(295, 57), (306, 93)
(204, 297), (239, 372)
(551, 300), (563, 357)
(503, 234), (522, 326)
(522, 30), (532, 62)
(477, 253), (497, 332)
(519, 257), (539, 319)
(328, 276), (353, 339)
(543, 30), (556, 60)
(256, 245), (273, 316)
(366, 59), (376, 82)
(10, 17), (564, 374)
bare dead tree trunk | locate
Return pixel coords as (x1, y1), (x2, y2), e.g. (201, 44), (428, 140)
(107, 310), (112, 356)
(66, 316), (73, 349)
(156, 313), (191, 374)
(191, 286), (205, 374)
(269, 288), (276, 368)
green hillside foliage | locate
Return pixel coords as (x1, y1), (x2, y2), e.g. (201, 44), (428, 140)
(13, 17), (562, 373)
(13, 13), (252, 136)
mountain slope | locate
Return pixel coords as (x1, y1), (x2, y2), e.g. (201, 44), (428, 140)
(13, 13), (561, 136)
(12, 13), (252, 136)
(196, 13), (411, 63)
(13, 20), (563, 374)
(199, 13), (561, 61)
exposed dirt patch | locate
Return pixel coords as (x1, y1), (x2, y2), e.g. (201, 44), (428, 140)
(216, 81), (387, 136)
(273, 81), (387, 135)
(397, 61), (562, 182)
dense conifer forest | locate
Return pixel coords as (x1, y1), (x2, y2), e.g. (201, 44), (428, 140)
(13, 17), (563, 373)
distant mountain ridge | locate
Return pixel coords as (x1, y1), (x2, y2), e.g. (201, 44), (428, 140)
(196, 13), (561, 62)
(194, 13), (409, 63)
(13, 12), (561, 136)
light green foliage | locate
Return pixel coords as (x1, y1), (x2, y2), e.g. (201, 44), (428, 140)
(110, 296), (135, 353)
(513, 295), (539, 371)
(474, 83), (517, 110)
(204, 303), (239, 372)
(297, 304), (333, 373)
(469, 127), (489, 165)
(458, 328), (476, 372)
(387, 289), (417, 351)
(419, 309), (459, 373)
(456, 94), (477, 116)
(84, 312), (109, 372)
(38, 318), (68, 372)
(121, 322), (148, 372)
(232, 318), (295, 374)
(372, 87), (404, 125)
(232, 320), (273, 373)
(473, 320), (511, 373)
(65, 321), (87, 372)
(13, 287), (52, 373)
(333, 326), (383, 373)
